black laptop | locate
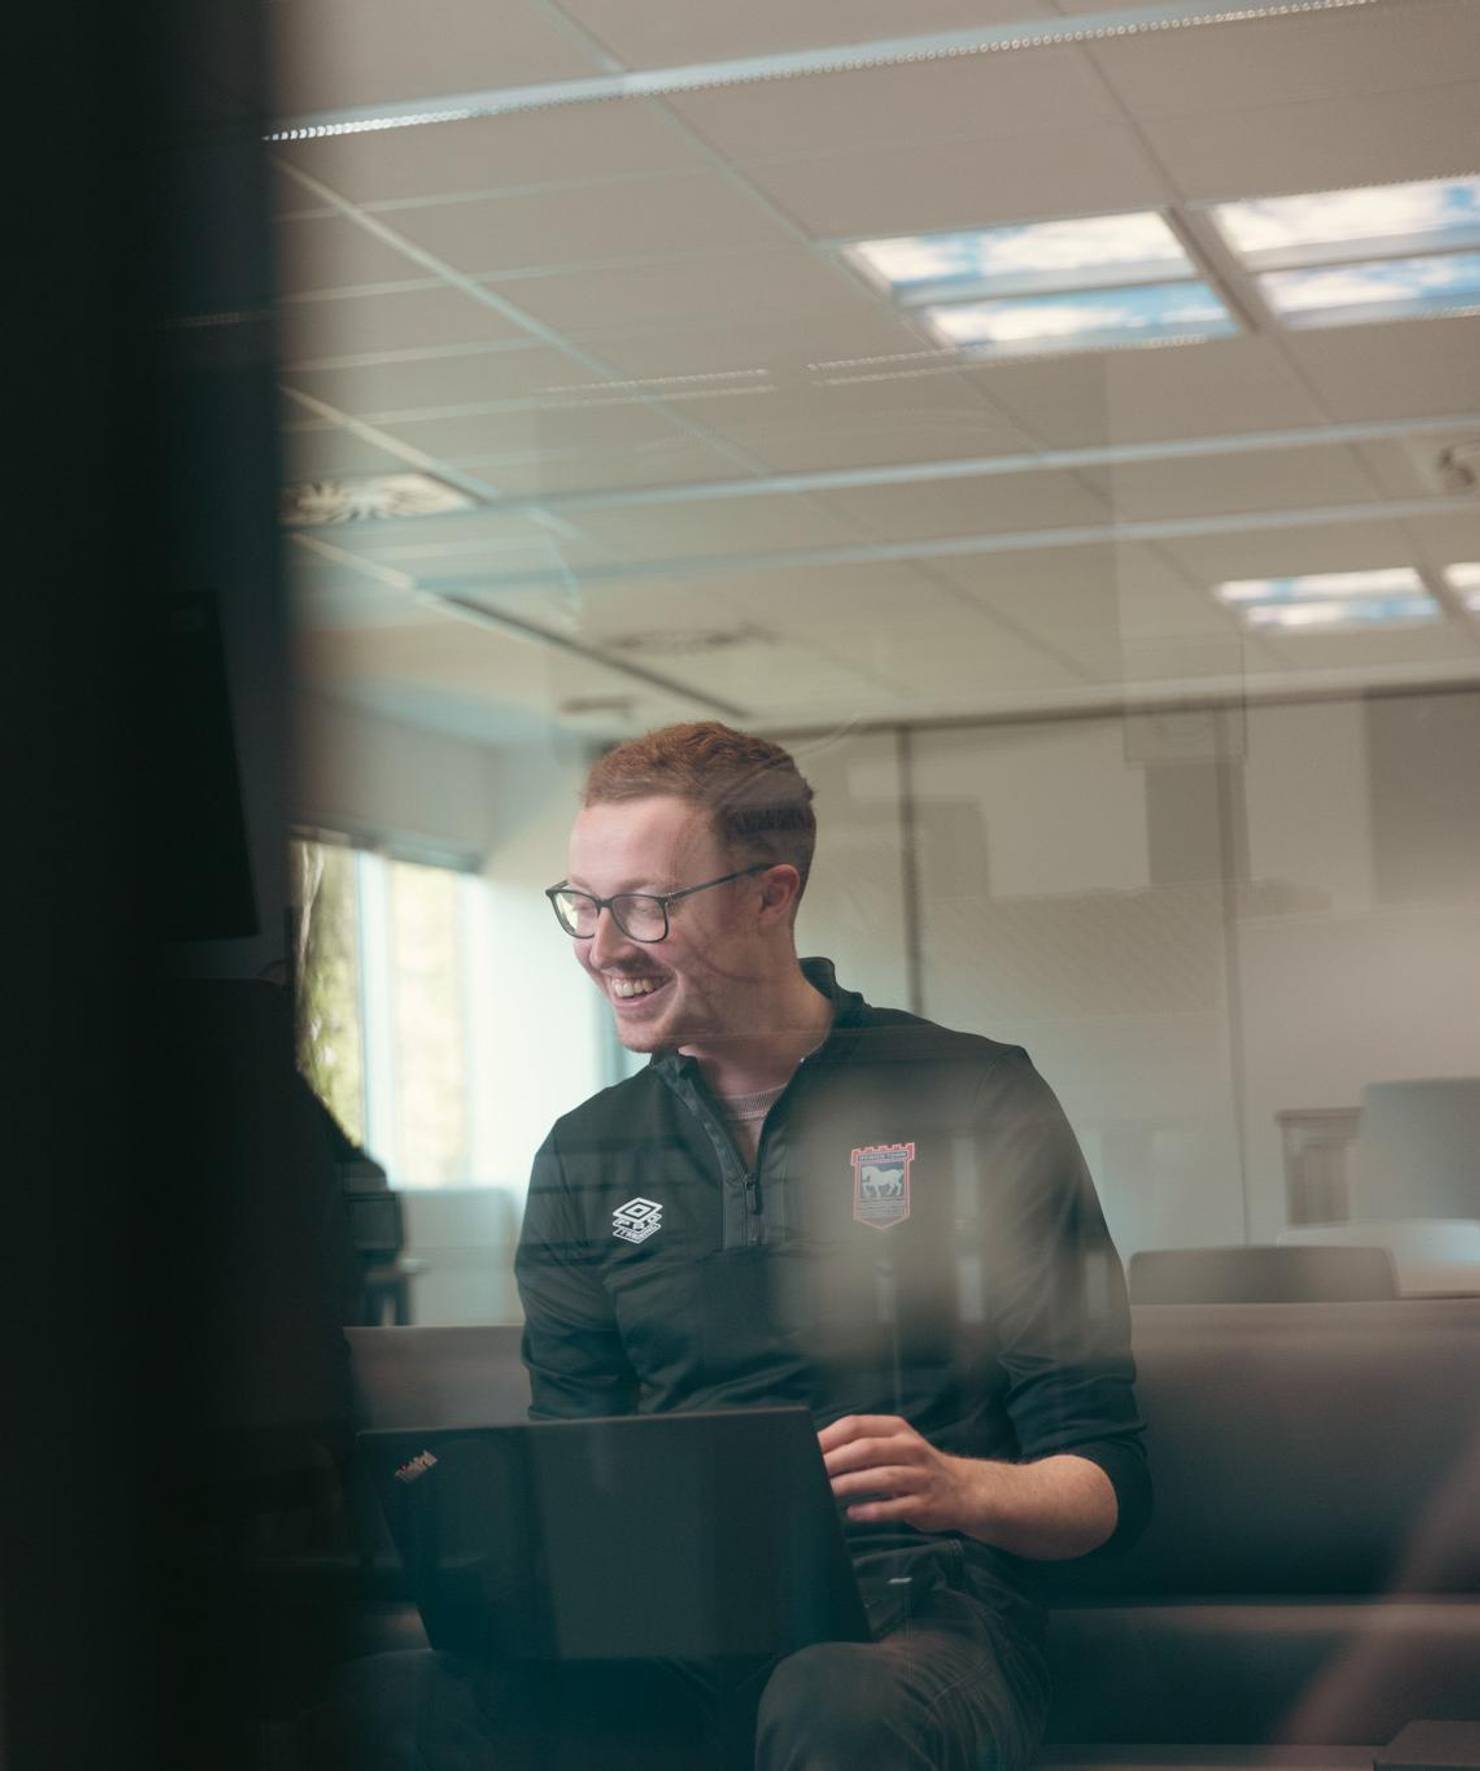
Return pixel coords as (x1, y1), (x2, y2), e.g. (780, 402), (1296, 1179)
(359, 1406), (870, 1662)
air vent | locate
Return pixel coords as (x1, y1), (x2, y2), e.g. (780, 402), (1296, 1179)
(281, 473), (474, 525)
(1433, 438), (1480, 496)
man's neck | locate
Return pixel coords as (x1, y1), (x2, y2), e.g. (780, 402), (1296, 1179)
(680, 966), (834, 1099)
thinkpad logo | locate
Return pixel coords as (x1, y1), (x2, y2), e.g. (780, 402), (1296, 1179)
(612, 1197), (663, 1244)
(393, 1450), (438, 1483)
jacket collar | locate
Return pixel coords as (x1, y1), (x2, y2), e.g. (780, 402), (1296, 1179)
(650, 954), (867, 1079)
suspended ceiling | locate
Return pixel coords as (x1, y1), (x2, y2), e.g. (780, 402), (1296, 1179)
(273, 0), (1480, 741)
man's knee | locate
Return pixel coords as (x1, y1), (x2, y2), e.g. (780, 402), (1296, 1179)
(756, 1644), (903, 1769)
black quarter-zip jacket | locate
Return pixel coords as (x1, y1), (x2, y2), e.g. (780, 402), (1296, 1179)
(515, 957), (1150, 1623)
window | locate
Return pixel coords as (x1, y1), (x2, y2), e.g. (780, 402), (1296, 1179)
(294, 832), (482, 1187)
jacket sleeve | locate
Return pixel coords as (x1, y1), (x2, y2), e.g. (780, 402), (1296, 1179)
(976, 1048), (1152, 1553)
(514, 1131), (638, 1420)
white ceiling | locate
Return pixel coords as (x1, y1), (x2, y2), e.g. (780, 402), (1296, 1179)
(273, 0), (1480, 741)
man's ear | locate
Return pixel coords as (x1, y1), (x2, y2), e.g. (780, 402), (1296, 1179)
(756, 863), (803, 926)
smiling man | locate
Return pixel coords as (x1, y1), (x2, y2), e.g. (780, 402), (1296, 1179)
(509, 721), (1151, 1771)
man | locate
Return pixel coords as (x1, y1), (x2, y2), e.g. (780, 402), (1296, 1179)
(513, 721), (1149, 1770)
(303, 720), (1147, 1771)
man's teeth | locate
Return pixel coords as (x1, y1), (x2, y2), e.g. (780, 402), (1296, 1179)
(611, 977), (663, 998)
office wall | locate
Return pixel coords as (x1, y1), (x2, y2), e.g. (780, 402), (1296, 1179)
(781, 687), (1480, 1256)
(1238, 691), (1480, 1239)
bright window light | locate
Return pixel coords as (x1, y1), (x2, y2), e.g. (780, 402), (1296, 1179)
(1210, 176), (1480, 272)
(1446, 561), (1480, 610)
(844, 212), (1193, 303)
(924, 280), (1235, 358)
(1258, 250), (1480, 329)
(1215, 567), (1425, 604)
(1242, 596), (1440, 630)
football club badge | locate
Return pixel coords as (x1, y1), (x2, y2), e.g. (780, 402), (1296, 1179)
(850, 1141), (915, 1231)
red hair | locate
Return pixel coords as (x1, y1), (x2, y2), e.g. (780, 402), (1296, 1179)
(582, 722), (817, 897)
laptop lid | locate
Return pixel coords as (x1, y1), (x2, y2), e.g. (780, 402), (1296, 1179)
(360, 1407), (870, 1661)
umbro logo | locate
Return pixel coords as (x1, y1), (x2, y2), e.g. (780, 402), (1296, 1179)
(612, 1197), (663, 1244)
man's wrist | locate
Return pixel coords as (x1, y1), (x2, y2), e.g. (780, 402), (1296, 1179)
(946, 1453), (1119, 1559)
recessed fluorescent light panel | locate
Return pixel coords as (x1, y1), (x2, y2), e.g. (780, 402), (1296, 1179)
(845, 212), (1194, 301)
(1209, 176), (1480, 332)
(926, 280), (1235, 357)
(844, 212), (1235, 360)
(281, 473), (475, 525)
(1215, 567), (1442, 632)
(1210, 176), (1480, 272)
(1446, 561), (1480, 609)
(1260, 250), (1480, 329)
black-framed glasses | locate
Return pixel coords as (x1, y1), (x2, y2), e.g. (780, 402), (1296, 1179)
(545, 864), (769, 943)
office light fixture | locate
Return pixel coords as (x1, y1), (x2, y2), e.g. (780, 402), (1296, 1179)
(1210, 176), (1480, 273)
(844, 210), (1234, 361)
(1258, 250), (1480, 329)
(1215, 567), (1441, 632)
(844, 213), (1193, 303)
(1242, 596), (1440, 629)
(1445, 562), (1480, 610)
(1207, 176), (1480, 333)
(923, 279), (1235, 357)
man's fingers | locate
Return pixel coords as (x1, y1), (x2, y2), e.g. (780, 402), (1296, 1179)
(821, 1435), (916, 1477)
(829, 1466), (926, 1501)
(845, 1495), (927, 1524)
(817, 1414), (909, 1452)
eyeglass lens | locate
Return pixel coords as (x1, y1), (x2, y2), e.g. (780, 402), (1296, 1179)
(553, 890), (667, 941)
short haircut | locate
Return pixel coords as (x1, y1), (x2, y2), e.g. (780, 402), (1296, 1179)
(581, 722), (817, 902)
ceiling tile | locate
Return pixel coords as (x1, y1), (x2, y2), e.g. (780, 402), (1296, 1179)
(1156, 520), (1422, 586)
(1249, 622), (1480, 674)
(271, 0), (603, 117)
(388, 172), (792, 276)
(814, 470), (1108, 543)
(276, 213), (429, 295)
(1088, 0), (1480, 118)
(281, 425), (431, 480)
(672, 399), (1036, 475)
(272, 103), (705, 207)
(445, 435), (751, 498)
(1147, 82), (1480, 204)
(558, 489), (862, 562)
(1279, 316), (1480, 422)
(1404, 510), (1480, 573)
(497, 246), (889, 339)
(741, 123), (1168, 239)
(670, 45), (1120, 163)
(808, 611), (1085, 697)
(979, 337), (1329, 447)
(377, 400), (694, 466)
(282, 345), (589, 415)
(551, 0), (1056, 67)
(1089, 442), (1377, 522)
(279, 285), (531, 359)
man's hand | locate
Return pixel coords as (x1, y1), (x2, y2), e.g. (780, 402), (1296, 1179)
(819, 1414), (974, 1532)
(819, 1415), (1120, 1558)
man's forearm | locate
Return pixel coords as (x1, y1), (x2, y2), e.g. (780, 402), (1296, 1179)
(951, 1452), (1118, 1559)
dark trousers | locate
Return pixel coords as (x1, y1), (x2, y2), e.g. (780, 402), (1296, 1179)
(290, 1576), (1050, 1771)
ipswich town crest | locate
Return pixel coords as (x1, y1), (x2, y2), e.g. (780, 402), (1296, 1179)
(850, 1141), (915, 1230)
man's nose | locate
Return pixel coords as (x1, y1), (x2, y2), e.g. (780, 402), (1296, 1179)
(588, 905), (632, 968)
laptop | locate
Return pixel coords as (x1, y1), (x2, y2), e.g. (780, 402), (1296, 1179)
(359, 1406), (871, 1662)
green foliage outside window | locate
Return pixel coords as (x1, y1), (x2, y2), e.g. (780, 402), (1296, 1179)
(294, 839), (366, 1144)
